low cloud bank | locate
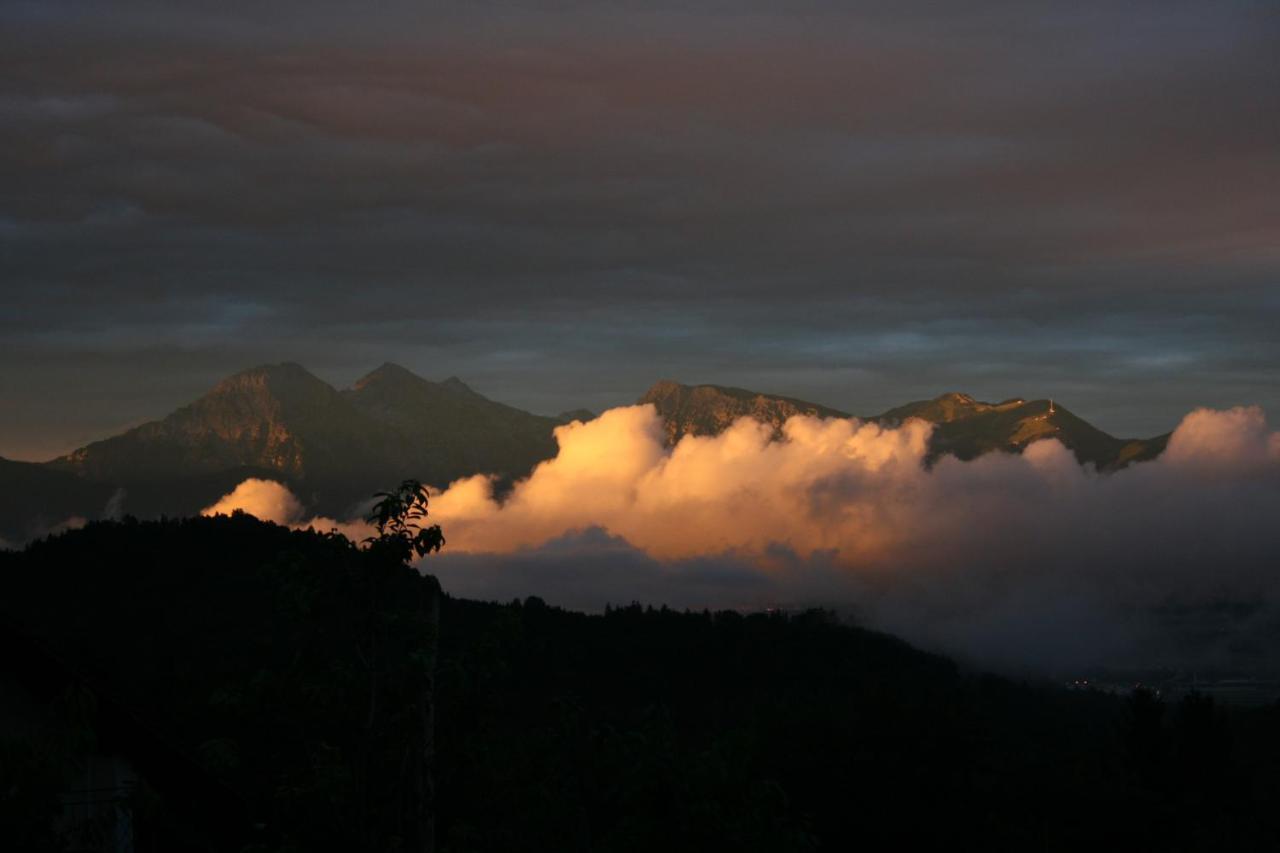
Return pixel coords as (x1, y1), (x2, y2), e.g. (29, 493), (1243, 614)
(203, 405), (1280, 674)
(202, 478), (371, 544)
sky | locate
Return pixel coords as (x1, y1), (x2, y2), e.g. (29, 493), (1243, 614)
(2, 0), (1278, 461)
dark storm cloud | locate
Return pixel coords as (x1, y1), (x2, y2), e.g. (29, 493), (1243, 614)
(1, 0), (1277, 457)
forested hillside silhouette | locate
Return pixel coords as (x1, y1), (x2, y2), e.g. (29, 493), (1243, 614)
(3, 516), (1279, 851)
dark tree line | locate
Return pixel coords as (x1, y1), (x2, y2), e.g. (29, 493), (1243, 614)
(1, 508), (442, 851)
(2, 515), (1280, 851)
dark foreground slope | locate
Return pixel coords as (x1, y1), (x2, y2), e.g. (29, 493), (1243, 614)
(3, 518), (1279, 851)
(1, 516), (440, 852)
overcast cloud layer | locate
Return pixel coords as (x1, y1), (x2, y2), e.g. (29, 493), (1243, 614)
(2, 1), (1278, 458)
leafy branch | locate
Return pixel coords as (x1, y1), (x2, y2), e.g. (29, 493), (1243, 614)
(362, 479), (445, 564)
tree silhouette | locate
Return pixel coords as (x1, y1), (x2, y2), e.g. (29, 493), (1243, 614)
(1125, 686), (1167, 791)
(359, 479), (445, 853)
(363, 479), (445, 565)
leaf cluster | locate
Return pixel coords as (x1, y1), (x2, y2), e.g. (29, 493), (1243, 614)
(362, 479), (445, 564)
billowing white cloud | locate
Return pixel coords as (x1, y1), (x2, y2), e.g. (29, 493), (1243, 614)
(202, 478), (304, 525)
(203, 404), (1280, 673)
(201, 477), (370, 542)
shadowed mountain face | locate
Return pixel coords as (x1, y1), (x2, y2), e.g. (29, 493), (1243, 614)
(641, 383), (1168, 470)
(51, 362), (374, 484)
(341, 362), (562, 490)
(42, 363), (562, 522)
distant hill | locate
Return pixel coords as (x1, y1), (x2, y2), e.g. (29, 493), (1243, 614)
(555, 408), (597, 423)
(0, 457), (117, 544)
(873, 391), (1169, 470)
(641, 382), (1168, 470)
(640, 380), (850, 444)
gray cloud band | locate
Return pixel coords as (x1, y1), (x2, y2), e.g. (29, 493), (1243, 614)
(1, 0), (1277, 456)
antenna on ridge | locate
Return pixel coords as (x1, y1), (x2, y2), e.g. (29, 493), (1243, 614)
(1048, 398), (1055, 415)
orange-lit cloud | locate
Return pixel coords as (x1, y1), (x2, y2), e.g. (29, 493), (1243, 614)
(203, 404), (1280, 671)
(426, 404), (1280, 568)
(429, 406), (938, 563)
(201, 477), (370, 542)
(202, 478), (304, 525)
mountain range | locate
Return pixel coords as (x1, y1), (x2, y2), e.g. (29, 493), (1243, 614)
(38, 362), (565, 524)
(639, 382), (1167, 469)
(0, 363), (1169, 543)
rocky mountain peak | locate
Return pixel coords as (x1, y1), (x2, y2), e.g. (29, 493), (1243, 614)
(441, 376), (478, 396)
(352, 362), (426, 392)
(208, 362), (336, 408)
